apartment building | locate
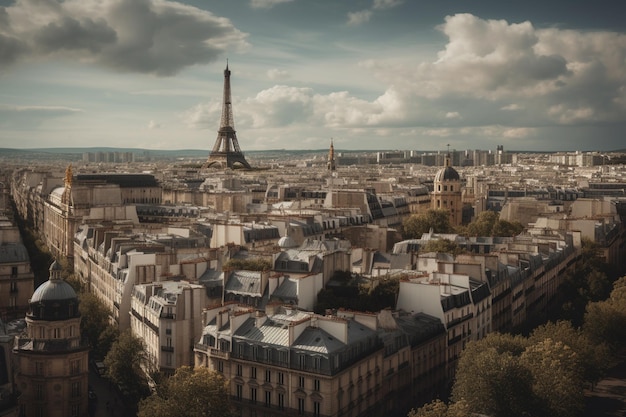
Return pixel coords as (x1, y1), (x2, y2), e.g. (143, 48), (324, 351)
(130, 280), (208, 374)
(194, 304), (447, 417)
(0, 216), (34, 319)
(74, 224), (213, 329)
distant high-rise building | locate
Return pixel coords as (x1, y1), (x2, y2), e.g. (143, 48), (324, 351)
(205, 64), (251, 170)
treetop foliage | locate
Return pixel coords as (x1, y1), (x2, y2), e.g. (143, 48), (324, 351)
(138, 366), (235, 417)
(402, 209), (454, 239)
(222, 257), (272, 271)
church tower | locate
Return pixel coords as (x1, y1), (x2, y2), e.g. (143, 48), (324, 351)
(432, 151), (463, 226)
(204, 63), (252, 169)
(327, 138), (336, 171)
(14, 261), (89, 417)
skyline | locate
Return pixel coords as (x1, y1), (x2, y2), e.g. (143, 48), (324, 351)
(0, 0), (625, 152)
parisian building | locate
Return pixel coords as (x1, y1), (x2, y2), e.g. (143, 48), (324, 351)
(13, 261), (89, 417)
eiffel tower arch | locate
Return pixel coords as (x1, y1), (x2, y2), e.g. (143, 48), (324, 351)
(204, 64), (252, 170)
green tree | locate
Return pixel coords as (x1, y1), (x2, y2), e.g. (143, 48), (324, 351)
(529, 320), (610, 386)
(492, 219), (524, 237)
(466, 210), (499, 237)
(104, 329), (150, 400)
(402, 209), (453, 239)
(138, 367), (235, 417)
(408, 399), (471, 417)
(95, 324), (120, 360)
(520, 339), (584, 417)
(78, 292), (111, 352)
(583, 277), (626, 352)
(222, 257), (272, 271)
(419, 239), (464, 255)
(464, 210), (524, 237)
(452, 334), (532, 417)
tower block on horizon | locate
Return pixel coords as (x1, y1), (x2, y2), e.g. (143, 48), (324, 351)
(204, 63), (251, 169)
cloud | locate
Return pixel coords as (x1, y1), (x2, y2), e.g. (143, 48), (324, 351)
(0, 0), (249, 76)
(347, 0), (403, 25)
(267, 68), (290, 80)
(0, 104), (83, 128)
(147, 120), (161, 129)
(183, 13), (626, 151)
(347, 10), (372, 26)
(250, 0), (294, 9)
(373, 0), (403, 10)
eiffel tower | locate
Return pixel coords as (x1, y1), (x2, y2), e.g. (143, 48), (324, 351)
(204, 63), (251, 169)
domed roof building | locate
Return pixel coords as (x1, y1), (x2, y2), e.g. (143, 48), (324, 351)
(28, 260), (79, 321)
(432, 153), (463, 226)
(14, 261), (89, 417)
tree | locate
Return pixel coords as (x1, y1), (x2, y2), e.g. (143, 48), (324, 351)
(402, 209), (453, 239)
(78, 292), (111, 352)
(138, 366), (235, 417)
(466, 210), (499, 237)
(104, 329), (150, 400)
(419, 239), (464, 255)
(529, 320), (610, 386)
(464, 210), (524, 237)
(408, 399), (471, 417)
(520, 339), (584, 417)
(222, 257), (272, 271)
(452, 334), (532, 417)
(95, 324), (120, 360)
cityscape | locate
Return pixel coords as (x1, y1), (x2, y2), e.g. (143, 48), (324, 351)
(1, 1), (626, 417)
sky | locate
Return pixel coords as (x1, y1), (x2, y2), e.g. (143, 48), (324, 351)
(0, 0), (625, 152)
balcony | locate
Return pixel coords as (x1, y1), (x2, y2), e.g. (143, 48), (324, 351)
(161, 345), (174, 352)
(210, 348), (230, 360)
(160, 312), (176, 320)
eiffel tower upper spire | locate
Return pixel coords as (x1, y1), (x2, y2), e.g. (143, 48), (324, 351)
(205, 62), (251, 169)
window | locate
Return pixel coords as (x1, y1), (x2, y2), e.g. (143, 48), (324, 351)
(236, 384), (243, 401)
(265, 370), (271, 383)
(71, 404), (80, 417)
(35, 384), (44, 401)
(10, 281), (18, 292)
(70, 360), (80, 375)
(34, 362), (44, 376)
(217, 361), (224, 373)
(53, 328), (61, 338)
(278, 372), (284, 385)
(265, 390), (271, 407)
(237, 364), (243, 377)
(71, 381), (81, 398)
(278, 393), (285, 410)
(11, 266), (17, 277)
(251, 367), (257, 379)
(314, 379), (320, 392)
(250, 388), (257, 404)
(313, 401), (321, 417)
(299, 376), (305, 388)
(298, 398), (305, 415)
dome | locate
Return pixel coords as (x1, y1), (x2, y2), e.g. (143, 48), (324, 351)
(278, 235), (298, 249)
(434, 165), (460, 182)
(30, 279), (77, 304)
(28, 261), (79, 321)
